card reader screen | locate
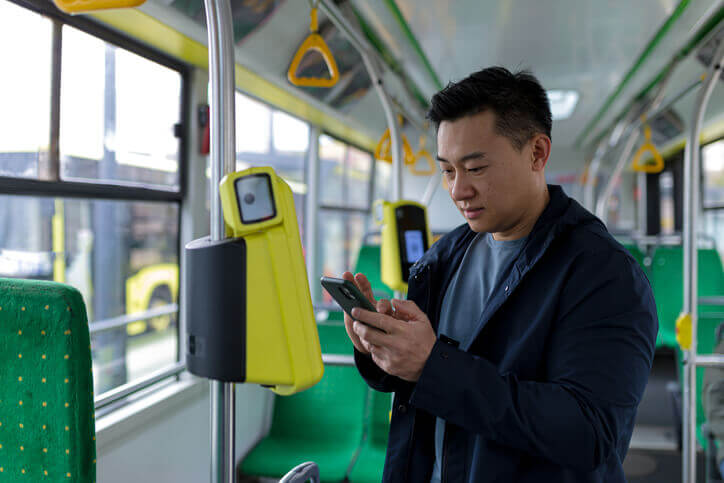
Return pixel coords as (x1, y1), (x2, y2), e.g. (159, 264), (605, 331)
(235, 174), (276, 224)
(404, 230), (425, 263)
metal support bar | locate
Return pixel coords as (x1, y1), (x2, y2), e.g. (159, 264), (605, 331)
(421, 171), (442, 207)
(322, 354), (355, 366)
(693, 355), (724, 368)
(682, 39), (724, 483)
(594, 67), (698, 222)
(94, 362), (186, 409)
(595, 130), (641, 221)
(318, 0), (408, 201)
(89, 304), (178, 334)
(47, 20), (62, 182)
(305, 126), (321, 297)
(699, 296), (724, 306)
(203, 0), (236, 480)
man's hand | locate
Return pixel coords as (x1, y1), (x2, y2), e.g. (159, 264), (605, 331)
(341, 272), (394, 355)
(351, 299), (436, 382)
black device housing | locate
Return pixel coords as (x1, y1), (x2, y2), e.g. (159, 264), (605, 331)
(395, 204), (429, 281)
(184, 236), (247, 382)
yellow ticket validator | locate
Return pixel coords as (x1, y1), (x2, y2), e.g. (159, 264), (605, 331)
(374, 200), (432, 293)
(185, 167), (322, 396)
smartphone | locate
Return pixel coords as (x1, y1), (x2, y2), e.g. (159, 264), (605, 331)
(320, 276), (385, 332)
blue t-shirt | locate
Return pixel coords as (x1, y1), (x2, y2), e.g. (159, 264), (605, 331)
(430, 232), (528, 483)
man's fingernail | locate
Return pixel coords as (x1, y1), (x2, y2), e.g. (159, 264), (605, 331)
(351, 308), (359, 317)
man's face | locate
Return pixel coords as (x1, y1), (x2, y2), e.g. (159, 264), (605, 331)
(436, 110), (542, 235)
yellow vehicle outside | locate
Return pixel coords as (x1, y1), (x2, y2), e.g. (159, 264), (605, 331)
(125, 264), (179, 336)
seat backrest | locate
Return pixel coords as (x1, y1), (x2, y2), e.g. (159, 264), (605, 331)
(354, 245), (393, 299)
(365, 389), (392, 448)
(269, 324), (367, 443)
(0, 278), (96, 481)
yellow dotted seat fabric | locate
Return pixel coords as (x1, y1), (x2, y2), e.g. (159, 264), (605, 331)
(0, 278), (96, 481)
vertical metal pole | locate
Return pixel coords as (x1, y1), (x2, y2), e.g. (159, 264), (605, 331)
(682, 41), (724, 483)
(305, 126), (321, 298)
(595, 130), (641, 222)
(48, 20), (62, 182)
(203, 0), (237, 481)
(637, 172), (648, 236)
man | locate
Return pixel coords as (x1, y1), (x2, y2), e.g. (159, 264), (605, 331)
(342, 67), (657, 482)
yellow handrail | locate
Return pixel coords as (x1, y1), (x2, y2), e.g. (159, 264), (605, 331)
(287, 6), (340, 88)
(52, 0), (144, 13)
(632, 118), (664, 174)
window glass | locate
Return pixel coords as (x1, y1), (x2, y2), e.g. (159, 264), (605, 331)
(317, 210), (366, 305)
(236, 92), (270, 154)
(703, 139), (724, 207)
(0, 195), (179, 395)
(60, 25), (182, 189)
(272, 111), (309, 153)
(235, 92), (309, 240)
(319, 135), (372, 209)
(0, 1), (52, 178)
(373, 161), (392, 201)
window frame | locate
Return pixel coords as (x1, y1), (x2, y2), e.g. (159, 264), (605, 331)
(2, 0), (191, 408)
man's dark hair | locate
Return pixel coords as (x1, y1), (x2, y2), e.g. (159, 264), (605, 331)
(427, 67), (552, 151)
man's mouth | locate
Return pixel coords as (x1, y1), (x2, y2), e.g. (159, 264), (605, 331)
(461, 207), (484, 219)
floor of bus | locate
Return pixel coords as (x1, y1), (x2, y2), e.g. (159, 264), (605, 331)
(624, 348), (712, 482)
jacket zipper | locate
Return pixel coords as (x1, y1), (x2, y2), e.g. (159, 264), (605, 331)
(441, 425), (450, 483)
(402, 264), (430, 482)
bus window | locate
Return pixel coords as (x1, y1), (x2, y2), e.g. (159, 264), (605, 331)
(319, 134), (372, 209)
(703, 139), (724, 208)
(0, 1), (51, 179)
(60, 25), (182, 189)
(0, 194), (179, 395)
(660, 171), (675, 235)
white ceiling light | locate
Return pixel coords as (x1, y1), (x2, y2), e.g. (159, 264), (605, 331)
(547, 90), (579, 120)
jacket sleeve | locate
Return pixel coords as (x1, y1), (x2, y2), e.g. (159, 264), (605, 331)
(354, 348), (415, 394)
(408, 250), (658, 472)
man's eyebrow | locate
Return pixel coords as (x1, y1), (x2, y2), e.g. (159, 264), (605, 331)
(436, 151), (487, 164)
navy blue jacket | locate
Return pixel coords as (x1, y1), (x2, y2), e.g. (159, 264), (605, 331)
(354, 185), (658, 482)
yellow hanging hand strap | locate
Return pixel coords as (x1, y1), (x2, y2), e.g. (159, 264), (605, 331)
(374, 128), (415, 164)
(287, 6), (340, 88)
(632, 118), (664, 174)
(408, 136), (436, 176)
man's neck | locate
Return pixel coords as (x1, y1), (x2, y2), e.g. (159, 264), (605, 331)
(492, 186), (550, 241)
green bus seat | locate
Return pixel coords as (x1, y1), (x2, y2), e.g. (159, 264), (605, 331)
(622, 243), (646, 274)
(348, 389), (393, 482)
(240, 324), (368, 482)
(0, 278), (96, 482)
(649, 247), (724, 444)
(353, 245), (393, 300)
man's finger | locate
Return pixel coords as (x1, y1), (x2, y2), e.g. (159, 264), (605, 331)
(351, 308), (400, 334)
(354, 273), (375, 303)
(342, 271), (355, 283)
(354, 321), (389, 347)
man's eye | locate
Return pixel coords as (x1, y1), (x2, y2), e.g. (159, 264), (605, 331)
(468, 166), (487, 173)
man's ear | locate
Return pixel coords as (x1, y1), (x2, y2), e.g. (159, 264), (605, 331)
(530, 134), (551, 172)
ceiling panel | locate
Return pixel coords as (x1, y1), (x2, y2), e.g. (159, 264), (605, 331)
(387, 0), (684, 147)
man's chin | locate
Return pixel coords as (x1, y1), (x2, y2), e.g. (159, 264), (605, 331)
(465, 219), (490, 233)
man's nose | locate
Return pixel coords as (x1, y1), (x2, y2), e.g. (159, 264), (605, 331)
(450, 174), (474, 201)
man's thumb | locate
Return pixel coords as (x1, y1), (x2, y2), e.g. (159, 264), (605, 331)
(391, 299), (422, 320)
